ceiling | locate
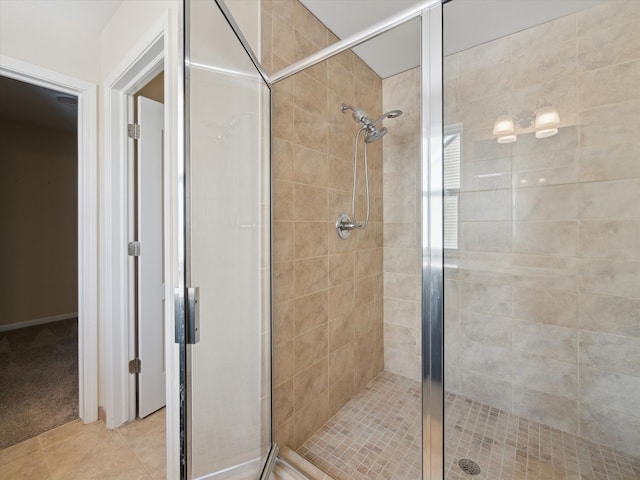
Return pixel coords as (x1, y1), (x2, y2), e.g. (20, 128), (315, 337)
(300, 0), (605, 78)
(0, 76), (78, 134)
(27, 0), (122, 32)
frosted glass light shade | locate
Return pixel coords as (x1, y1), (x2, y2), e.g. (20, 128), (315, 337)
(536, 128), (558, 138)
(493, 114), (515, 135)
(497, 134), (517, 143)
(535, 106), (560, 129)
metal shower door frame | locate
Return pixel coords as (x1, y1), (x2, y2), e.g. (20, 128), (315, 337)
(271, 2), (446, 475)
(179, 0), (275, 478)
(421, 4), (444, 479)
(177, 0), (445, 478)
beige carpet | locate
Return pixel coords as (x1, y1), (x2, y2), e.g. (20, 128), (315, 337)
(0, 318), (78, 449)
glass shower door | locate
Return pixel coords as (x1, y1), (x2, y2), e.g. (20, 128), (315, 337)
(181, 0), (272, 478)
(442, 1), (640, 478)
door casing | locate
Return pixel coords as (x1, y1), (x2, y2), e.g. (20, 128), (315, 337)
(0, 54), (99, 426)
(101, 10), (182, 479)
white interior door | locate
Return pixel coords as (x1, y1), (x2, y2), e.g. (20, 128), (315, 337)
(137, 95), (166, 418)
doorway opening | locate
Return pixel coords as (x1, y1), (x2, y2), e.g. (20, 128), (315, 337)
(129, 71), (167, 420)
(0, 75), (79, 449)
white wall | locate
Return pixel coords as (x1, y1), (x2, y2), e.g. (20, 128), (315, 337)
(0, 121), (78, 327)
(101, 1), (176, 77)
(0, 1), (101, 83)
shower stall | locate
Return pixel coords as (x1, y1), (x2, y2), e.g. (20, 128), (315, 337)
(177, 0), (640, 479)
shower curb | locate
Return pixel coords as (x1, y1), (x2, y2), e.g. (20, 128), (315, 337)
(276, 446), (337, 480)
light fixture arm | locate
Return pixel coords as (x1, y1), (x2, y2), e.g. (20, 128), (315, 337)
(512, 110), (535, 129)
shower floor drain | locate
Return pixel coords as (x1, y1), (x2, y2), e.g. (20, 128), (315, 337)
(458, 458), (481, 475)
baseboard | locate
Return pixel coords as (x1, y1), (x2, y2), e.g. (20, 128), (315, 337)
(0, 312), (78, 332)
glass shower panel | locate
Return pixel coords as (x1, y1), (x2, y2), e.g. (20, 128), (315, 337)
(186, 0), (271, 478)
(443, 1), (640, 478)
(266, 3), (446, 474)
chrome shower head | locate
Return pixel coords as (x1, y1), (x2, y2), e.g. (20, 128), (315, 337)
(365, 127), (387, 143)
(372, 109), (403, 126)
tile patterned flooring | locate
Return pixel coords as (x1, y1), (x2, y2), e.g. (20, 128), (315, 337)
(0, 409), (166, 480)
(445, 393), (640, 480)
(4, 373), (639, 480)
(297, 372), (422, 480)
(297, 371), (640, 480)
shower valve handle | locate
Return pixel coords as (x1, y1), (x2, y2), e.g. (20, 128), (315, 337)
(340, 221), (357, 231)
(336, 213), (363, 240)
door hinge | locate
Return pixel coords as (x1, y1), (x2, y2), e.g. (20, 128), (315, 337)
(127, 123), (140, 139)
(187, 287), (200, 345)
(174, 287), (200, 345)
(128, 241), (141, 256)
(129, 358), (141, 374)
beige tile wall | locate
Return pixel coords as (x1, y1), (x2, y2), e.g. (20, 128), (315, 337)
(263, 0), (385, 449)
(444, 0), (640, 456)
(381, 68), (422, 381)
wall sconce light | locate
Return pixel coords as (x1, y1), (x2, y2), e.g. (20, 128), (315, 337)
(493, 103), (560, 143)
(492, 114), (516, 143)
(534, 105), (560, 138)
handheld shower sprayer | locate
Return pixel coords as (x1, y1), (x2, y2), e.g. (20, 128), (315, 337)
(372, 110), (403, 126)
(336, 103), (403, 239)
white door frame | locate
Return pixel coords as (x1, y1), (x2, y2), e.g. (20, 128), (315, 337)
(101, 22), (166, 428)
(101, 9), (181, 479)
(99, 7), (182, 477)
(0, 55), (99, 425)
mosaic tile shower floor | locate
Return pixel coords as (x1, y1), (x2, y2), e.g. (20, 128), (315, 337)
(297, 372), (640, 480)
